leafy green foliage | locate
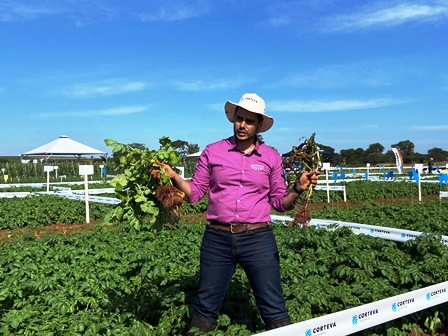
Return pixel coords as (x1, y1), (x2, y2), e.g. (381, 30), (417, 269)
(0, 195), (111, 230)
(284, 179), (444, 203)
(0, 182), (111, 193)
(104, 137), (183, 231)
(312, 199), (448, 235)
(1, 175), (448, 335)
(0, 160), (114, 183)
(180, 195), (208, 215)
(1, 219), (447, 335)
(0, 226), (202, 335)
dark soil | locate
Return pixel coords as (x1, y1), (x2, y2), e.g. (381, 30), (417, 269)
(0, 221), (100, 244)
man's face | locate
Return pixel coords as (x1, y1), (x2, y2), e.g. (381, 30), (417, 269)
(233, 108), (261, 141)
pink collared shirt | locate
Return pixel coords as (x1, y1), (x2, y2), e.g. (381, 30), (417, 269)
(188, 136), (291, 224)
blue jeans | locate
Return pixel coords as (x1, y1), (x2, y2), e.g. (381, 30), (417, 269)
(194, 225), (290, 325)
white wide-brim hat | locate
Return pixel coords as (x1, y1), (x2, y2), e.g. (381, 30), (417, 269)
(224, 93), (274, 133)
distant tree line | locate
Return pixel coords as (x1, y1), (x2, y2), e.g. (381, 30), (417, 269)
(2, 138), (445, 183)
(317, 140), (448, 167)
(108, 138), (447, 168)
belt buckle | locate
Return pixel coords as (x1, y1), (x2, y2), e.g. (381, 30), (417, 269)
(230, 223), (246, 233)
(230, 224), (237, 233)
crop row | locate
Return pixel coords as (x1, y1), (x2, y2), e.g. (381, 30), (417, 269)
(0, 195), (111, 230)
(1, 181), (448, 335)
(1, 199), (448, 335)
(0, 180), (446, 231)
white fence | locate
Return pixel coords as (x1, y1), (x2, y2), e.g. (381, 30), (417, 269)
(0, 188), (119, 205)
(271, 215), (448, 246)
(257, 281), (448, 336)
(315, 185), (346, 202)
(264, 215), (448, 335)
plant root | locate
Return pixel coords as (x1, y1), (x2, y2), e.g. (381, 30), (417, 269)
(288, 201), (311, 229)
(155, 185), (185, 213)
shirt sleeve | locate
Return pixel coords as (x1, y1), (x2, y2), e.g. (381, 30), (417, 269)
(187, 147), (211, 204)
(268, 152), (293, 212)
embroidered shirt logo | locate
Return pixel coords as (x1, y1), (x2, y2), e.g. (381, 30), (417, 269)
(251, 164), (264, 171)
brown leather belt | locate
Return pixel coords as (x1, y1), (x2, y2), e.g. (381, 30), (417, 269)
(209, 222), (269, 233)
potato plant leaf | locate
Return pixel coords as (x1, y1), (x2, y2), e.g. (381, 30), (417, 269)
(104, 136), (184, 231)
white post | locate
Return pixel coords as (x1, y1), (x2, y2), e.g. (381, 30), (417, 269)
(418, 171), (422, 202)
(84, 174), (90, 223)
(415, 164), (423, 202)
(79, 165), (94, 223)
(44, 166), (54, 192)
(322, 162), (331, 203)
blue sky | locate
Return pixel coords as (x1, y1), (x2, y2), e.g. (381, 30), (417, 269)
(1, 0), (447, 157)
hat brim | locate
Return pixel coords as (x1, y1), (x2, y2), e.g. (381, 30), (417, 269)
(224, 101), (274, 133)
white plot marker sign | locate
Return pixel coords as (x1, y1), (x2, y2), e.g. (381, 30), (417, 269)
(43, 166), (54, 192)
(79, 165), (94, 223)
(322, 162), (331, 203)
(414, 164), (424, 202)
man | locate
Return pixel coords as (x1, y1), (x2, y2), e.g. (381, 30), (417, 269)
(428, 157), (434, 174)
(158, 93), (320, 333)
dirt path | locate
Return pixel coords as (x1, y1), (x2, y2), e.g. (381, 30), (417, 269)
(1, 195), (442, 245)
(0, 221), (99, 244)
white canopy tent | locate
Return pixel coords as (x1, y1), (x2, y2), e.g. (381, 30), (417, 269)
(21, 135), (105, 161)
(185, 150), (203, 158)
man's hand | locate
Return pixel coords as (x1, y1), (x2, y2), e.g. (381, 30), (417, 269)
(295, 170), (320, 192)
(155, 160), (177, 179)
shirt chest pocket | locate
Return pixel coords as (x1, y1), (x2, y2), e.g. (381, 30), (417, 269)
(244, 165), (270, 189)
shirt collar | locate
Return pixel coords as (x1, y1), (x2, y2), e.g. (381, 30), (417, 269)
(227, 136), (261, 155)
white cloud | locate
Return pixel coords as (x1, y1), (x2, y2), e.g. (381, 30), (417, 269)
(62, 80), (149, 98)
(174, 80), (232, 92)
(138, 3), (208, 22)
(270, 97), (404, 113)
(411, 125), (448, 131)
(0, 0), (210, 23)
(96, 106), (148, 116)
(0, 1), (64, 22)
(37, 105), (148, 118)
(323, 2), (448, 32)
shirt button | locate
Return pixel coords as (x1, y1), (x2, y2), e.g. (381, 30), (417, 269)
(237, 199), (240, 202)
(235, 215), (239, 218)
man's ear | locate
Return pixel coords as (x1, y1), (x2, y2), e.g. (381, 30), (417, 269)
(257, 120), (264, 133)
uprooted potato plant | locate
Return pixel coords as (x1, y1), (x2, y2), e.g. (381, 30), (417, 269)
(104, 137), (185, 231)
(285, 132), (321, 228)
